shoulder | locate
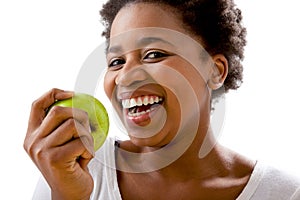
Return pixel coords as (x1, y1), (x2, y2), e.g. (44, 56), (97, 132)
(237, 162), (300, 200)
(260, 164), (300, 199)
(263, 164), (300, 185)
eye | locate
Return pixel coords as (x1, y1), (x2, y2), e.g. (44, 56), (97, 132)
(143, 50), (168, 60)
(108, 58), (125, 69)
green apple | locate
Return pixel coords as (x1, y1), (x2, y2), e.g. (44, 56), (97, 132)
(50, 93), (109, 151)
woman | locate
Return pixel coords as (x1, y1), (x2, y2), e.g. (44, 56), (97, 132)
(24, 0), (300, 199)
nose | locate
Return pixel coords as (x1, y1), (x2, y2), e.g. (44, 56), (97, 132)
(115, 58), (148, 87)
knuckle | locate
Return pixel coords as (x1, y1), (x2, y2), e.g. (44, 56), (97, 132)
(28, 143), (59, 166)
(81, 134), (91, 143)
(23, 135), (34, 153)
(65, 118), (76, 127)
(49, 88), (59, 99)
(74, 109), (89, 126)
(72, 108), (88, 118)
(35, 146), (48, 161)
(49, 88), (60, 96)
(23, 140), (29, 153)
(81, 133), (94, 146)
(23, 135), (35, 155)
(31, 99), (41, 110)
(23, 130), (50, 162)
(24, 139), (44, 160)
(47, 106), (64, 118)
(50, 105), (63, 113)
(64, 118), (80, 134)
(31, 88), (56, 109)
(79, 111), (90, 125)
(50, 88), (59, 93)
(83, 111), (89, 120)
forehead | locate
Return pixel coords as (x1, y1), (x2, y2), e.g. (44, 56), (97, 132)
(107, 27), (206, 57)
(110, 3), (187, 38)
(107, 34), (173, 53)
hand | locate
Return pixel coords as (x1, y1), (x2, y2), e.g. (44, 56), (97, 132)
(24, 88), (94, 200)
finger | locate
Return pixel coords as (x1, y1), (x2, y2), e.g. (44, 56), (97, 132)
(27, 88), (74, 134)
(46, 118), (93, 152)
(38, 106), (90, 139)
(77, 152), (93, 172)
(49, 137), (94, 169)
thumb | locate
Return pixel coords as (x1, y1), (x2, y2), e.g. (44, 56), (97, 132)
(78, 150), (94, 171)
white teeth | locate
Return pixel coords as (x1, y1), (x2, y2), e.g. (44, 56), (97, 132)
(143, 96), (149, 105)
(121, 95), (163, 109)
(149, 97), (154, 104)
(123, 99), (130, 108)
(128, 108), (155, 117)
(137, 97), (143, 106)
(130, 98), (136, 108)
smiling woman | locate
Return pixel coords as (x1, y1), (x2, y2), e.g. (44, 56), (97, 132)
(23, 0), (300, 199)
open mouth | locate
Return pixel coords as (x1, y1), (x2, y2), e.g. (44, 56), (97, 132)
(122, 95), (164, 117)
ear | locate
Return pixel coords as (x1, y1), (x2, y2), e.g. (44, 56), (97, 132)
(207, 54), (228, 90)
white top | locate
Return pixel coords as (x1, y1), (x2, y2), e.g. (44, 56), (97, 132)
(33, 137), (300, 200)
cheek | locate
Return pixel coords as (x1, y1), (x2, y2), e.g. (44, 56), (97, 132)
(165, 88), (181, 126)
(162, 59), (208, 95)
(103, 72), (116, 101)
(161, 59), (210, 115)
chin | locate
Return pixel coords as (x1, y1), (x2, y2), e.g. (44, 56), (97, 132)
(128, 136), (161, 149)
(128, 132), (174, 150)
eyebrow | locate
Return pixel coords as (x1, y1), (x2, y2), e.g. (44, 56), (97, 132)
(137, 37), (173, 47)
(107, 37), (173, 54)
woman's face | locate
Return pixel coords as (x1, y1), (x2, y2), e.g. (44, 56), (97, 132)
(104, 3), (213, 148)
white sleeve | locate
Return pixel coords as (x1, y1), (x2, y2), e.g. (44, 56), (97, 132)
(237, 162), (300, 200)
(249, 164), (300, 200)
(32, 176), (51, 200)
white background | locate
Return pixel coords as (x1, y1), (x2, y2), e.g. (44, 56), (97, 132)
(0, 0), (299, 199)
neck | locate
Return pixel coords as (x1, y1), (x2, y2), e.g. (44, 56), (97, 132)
(116, 124), (234, 179)
(154, 127), (230, 180)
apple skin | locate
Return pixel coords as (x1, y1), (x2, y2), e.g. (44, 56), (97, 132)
(50, 93), (109, 151)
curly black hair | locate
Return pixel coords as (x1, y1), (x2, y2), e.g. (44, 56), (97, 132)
(100, 0), (246, 92)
